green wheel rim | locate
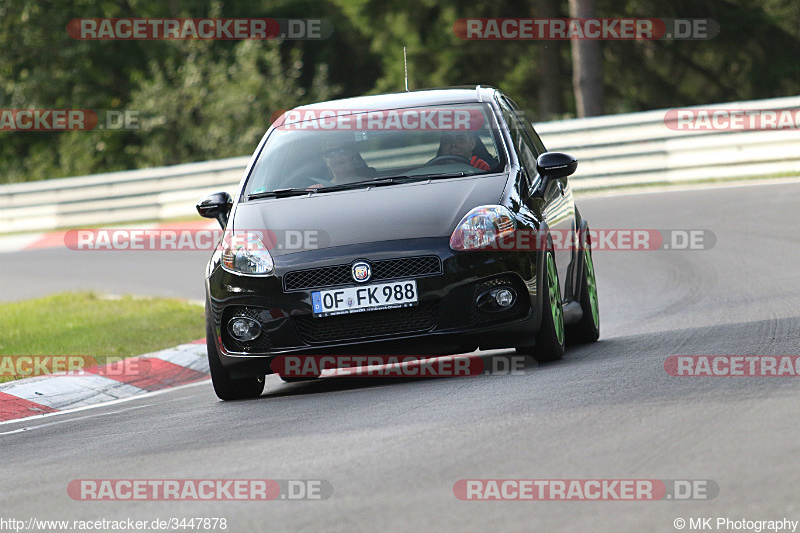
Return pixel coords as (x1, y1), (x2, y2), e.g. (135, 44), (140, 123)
(546, 253), (564, 345)
(585, 247), (599, 327)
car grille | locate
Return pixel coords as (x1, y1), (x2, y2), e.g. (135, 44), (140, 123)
(284, 256), (442, 291)
(293, 302), (439, 343)
(221, 306), (272, 353)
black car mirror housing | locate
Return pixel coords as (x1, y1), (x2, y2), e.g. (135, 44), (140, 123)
(536, 152), (578, 180)
(534, 152), (578, 196)
(196, 191), (233, 229)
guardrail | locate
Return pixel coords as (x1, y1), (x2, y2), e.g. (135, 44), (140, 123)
(0, 157), (250, 233)
(536, 94), (800, 189)
(1, 95), (799, 233)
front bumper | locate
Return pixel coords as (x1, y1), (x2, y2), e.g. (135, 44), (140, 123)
(206, 237), (542, 378)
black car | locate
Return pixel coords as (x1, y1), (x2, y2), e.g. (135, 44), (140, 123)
(197, 86), (599, 400)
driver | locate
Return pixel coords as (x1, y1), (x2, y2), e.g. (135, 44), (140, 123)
(438, 131), (491, 170)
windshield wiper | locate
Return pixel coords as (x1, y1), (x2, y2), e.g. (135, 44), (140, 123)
(248, 188), (312, 199)
(375, 172), (470, 181)
(306, 177), (415, 194)
(312, 173), (470, 193)
(249, 172), (472, 199)
(410, 172), (470, 180)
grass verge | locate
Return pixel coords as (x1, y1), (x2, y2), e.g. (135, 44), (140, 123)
(0, 292), (204, 383)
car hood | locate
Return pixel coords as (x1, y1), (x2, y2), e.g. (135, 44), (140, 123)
(232, 174), (508, 257)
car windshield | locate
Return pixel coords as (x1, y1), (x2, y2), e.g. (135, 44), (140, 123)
(244, 102), (507, 198)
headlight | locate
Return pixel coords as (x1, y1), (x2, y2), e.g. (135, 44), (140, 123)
(220, 232), (274, 276)
(450, 205), (516, 251)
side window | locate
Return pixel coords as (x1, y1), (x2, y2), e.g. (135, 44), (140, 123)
(498, 98), (539, 189)
(505, 97), (547, 155)
(523, 122), (546, 155)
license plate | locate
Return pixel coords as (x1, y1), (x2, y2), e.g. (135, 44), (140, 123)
(312, 280), (418, 317)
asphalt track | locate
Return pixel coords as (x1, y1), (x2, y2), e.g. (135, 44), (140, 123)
(2, 181), (800, 532)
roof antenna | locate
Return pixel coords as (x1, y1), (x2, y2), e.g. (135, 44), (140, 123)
(404, 46), (409, 92)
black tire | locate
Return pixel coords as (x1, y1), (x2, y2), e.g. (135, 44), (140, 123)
(206, 310), (265, 401)
(518, 249), (565, 362)
(567, 231), (600, 344)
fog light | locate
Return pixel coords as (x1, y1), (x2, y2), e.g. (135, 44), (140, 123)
(476, 286), (517, 312)
(228, 317), (261, 341)
(494, 288), (514, 307)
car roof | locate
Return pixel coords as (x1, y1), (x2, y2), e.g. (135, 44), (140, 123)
(291, 86), (501, 112)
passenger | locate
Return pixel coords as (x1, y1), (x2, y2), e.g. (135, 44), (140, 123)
(321, 139), (377, 185)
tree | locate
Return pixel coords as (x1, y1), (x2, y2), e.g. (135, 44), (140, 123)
(129, 39), (335, 167)
(569, 0), (604, 116)
(533, 0), (567, 120)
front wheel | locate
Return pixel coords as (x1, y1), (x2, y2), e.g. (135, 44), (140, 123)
(518, 250), (565, 362)
(206, 310), (265, 400)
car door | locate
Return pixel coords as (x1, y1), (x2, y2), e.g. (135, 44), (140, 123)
(499, 96), (576, 302)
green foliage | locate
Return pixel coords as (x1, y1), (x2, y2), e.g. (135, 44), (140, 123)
(1, 0), (799, 183)
(0, 0), (346, 183)
(129, 39), (335, 166)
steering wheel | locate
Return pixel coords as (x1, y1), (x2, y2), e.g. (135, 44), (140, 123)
(424, 154), (471, 166)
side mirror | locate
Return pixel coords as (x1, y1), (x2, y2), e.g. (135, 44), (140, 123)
(536, 152), (578, 180)
(533, 152), (578, 196)
(196, 192), (233, 229)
